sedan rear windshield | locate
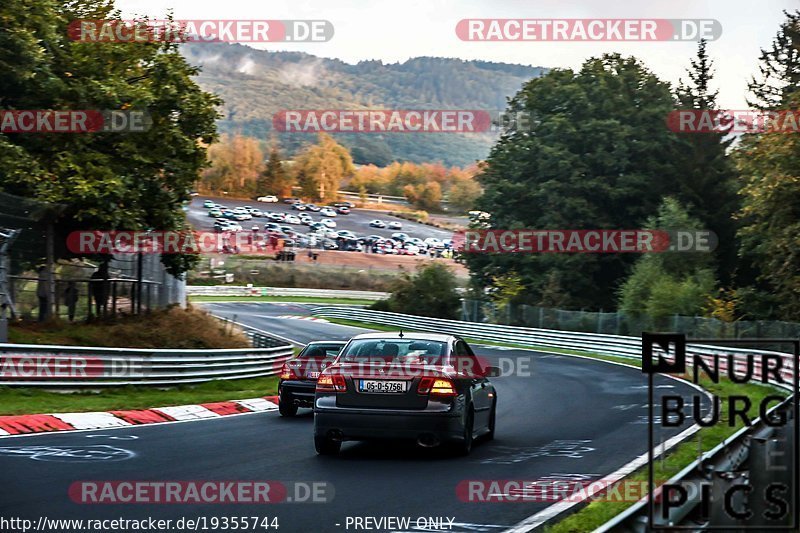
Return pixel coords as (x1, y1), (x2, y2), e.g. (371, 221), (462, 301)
(340, 339), (448, 364)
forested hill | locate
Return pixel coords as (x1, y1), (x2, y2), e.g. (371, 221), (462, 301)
(182, 43), (547, 165)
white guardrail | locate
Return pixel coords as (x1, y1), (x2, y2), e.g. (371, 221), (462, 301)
(0, 327), (294, 387)
(187, 286), (389, 300)
(306, 306), (796, 386)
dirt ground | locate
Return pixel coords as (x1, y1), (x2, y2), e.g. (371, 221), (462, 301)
(291, 249), (469, 277)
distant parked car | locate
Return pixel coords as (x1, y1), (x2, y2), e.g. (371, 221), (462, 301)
(292, 203), (307, 211)
(388, 221), (403, 230)
(336, 206), (351, 215)
(369, 219), (386, 228)
(208, 208), (222, 217)
(305, 204), (321, 212)
(283, 197), (300, 204)
(391, 232), (410, 242)
(203, 200), (215, 208)
(424, 237), (444, 248)
(321, 218), (337, 228)
(285, 214), (301, 224)
(257, 195), (279, 203)
(321, 239), (338, 250)
(320, 207), (337, 217)
(333, 201), (355, 208)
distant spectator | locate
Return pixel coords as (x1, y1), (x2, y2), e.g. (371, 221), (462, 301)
(36, 265), (49, 322)
(63, 281), (79, 322)
(89, 262), (109, 318)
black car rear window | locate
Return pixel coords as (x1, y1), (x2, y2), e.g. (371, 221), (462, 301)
(299, 344), (343, 358)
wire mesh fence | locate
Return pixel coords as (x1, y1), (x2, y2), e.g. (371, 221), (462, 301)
(0, 190), (186, 331)
(461, 299), (800, 339)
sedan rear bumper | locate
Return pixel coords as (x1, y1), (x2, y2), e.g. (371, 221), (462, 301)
(279, 380), (316, 407)
(314, 406), (464, 443)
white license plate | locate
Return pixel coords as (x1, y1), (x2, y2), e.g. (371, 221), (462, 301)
(358, 380), (406, 393)
(307, 372), (320, 379)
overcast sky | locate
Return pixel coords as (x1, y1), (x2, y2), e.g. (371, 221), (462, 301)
(116, 0), (797, 109)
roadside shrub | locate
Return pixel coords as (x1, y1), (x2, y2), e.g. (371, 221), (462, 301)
(379, 263), (461, 319)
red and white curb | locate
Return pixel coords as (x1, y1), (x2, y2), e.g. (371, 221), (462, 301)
(0, 396), (279, 437)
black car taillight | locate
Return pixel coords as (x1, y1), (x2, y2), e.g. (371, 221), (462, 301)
(279, 363), (298, 380)
(417, 377), (457, 396)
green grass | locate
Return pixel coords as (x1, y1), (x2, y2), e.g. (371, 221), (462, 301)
(0, 376), (280, 416)
(189, 295), (375, 305)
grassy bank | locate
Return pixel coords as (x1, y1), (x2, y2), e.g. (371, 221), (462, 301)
(0, 376), (280, 416)
(189, 259), (403, 291)
(6, 306), (251, 349)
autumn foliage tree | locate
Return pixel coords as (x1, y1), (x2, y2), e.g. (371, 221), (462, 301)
(200, 134), (264, 195)
(294, 133), (354, 202)
(257, 144), (294, 197)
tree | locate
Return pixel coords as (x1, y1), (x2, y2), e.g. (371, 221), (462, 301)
(294, 133), (354, 202)
(734, 10), (800, 321)
(373, 263), (461, 319)
(747, 10), (800, 110)
(201, 134), (264, 195)
(618, 198), (717, 321)
(0, 1), (221, 276)
(672, 40), (739, 285)
(447, 177), (482, 212)
(403, 181), (442, 211)
(257, 144), (294, 197)
(465, 54), (685, 309)
(735, 102), (800, 320)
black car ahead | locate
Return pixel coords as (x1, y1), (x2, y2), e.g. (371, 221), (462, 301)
(279, 341), (346, 416)
(313, 333), (499, 456)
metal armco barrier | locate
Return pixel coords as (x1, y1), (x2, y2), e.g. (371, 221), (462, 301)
(306, 306), (796, 377)
(306, 306), (798, 530)
(0, 338), (294, 387)
(187, 286), (388, 300)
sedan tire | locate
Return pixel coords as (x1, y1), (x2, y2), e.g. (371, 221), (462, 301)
(279, 397), (298, 417)
(314, 435), (341, 455)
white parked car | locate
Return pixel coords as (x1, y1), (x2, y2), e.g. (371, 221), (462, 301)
(388, 221), (403, 230)
(369, 219), (386, 228)
(257, 195), (279, 203)
(320, 207), (337, 217)
(285, 215), (301, 224)
(424, 237), (444, 248)
(321, 218), (337, 228)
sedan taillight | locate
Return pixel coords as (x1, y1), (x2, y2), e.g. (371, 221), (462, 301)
(279, 363), (297, 380)
(316, 373), (347, 392)
(417, 377), (457, 396)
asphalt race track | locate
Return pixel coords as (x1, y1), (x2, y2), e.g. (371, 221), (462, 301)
(0, 302), (703, 533)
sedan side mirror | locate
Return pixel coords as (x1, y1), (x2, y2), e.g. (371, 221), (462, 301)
(484, 366), (502, 378)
